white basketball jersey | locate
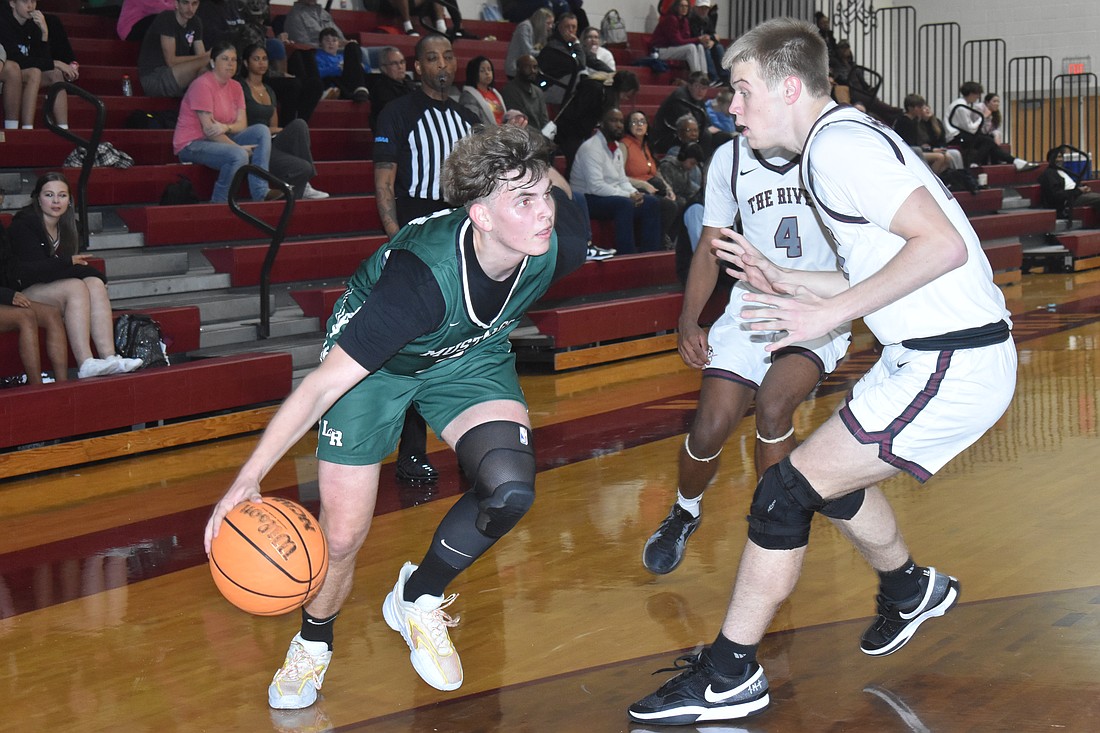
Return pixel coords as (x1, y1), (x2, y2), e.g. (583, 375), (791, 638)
(802, 103), (1010, 345)
(703, 137), (839, 275)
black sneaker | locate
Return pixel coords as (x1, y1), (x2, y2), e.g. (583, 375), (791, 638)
(395, 454), (439, 484)
(642, 504), (701, 575)
(860, 566), (960, 656)
(628, 652), (769, 725)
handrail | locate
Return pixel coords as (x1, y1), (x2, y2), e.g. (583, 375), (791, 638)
(227, 166), (295, 339)
(44, 82), (105, 253)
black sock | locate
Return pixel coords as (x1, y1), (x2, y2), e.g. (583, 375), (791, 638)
(704, 632), (756, 677)
(403, 551), (461, 602)
(300, 608), (338, 650)
(878, 558), (920, 603)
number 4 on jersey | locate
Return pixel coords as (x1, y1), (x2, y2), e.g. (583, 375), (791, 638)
(773, 216), (802, 258)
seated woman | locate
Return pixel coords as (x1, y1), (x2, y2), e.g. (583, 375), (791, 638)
(173, 40), (280, 204)
(621, 110), (679, 249)
(459, 56), (506, 128)
(504, 7), (553, 78)
(239, 43), (328, 200)
(6, 173), (142, 379)
(649, 0), (709, 80)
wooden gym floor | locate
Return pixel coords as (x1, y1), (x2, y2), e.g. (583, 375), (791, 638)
(2, 270), (1100, 732)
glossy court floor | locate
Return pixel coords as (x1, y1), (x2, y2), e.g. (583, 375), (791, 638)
(2, 269), (1099, 732)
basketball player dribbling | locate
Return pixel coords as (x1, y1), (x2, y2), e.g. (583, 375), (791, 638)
(629, 18), (1017, 725)
(203, 126), (587, 710)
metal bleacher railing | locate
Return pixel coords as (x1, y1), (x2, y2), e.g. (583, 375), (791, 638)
(45, 82), (105, 253)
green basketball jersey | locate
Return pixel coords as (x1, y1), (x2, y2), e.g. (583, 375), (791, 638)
(323, 207), (559, 376)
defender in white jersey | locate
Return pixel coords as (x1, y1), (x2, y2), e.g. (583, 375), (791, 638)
(630, 18), (1016, 726)
(642, 135), (851, 575)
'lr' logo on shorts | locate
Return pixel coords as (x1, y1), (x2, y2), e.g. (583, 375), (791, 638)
(321, 420), (343, 447)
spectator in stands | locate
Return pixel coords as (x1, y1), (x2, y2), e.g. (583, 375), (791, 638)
(830, 40), (900, 125)
(580, 26), (614, 73)
(667, 114), (700, 156)
(651, 71), (727, 155)
(315, 27), (369, 102)
(981, 92), (1003, 144)
(689, 0), (727, 85)
(174, 40), (280, 203)
(239, 42), (328, 200)
(0, 0), (71, 129)
(622, 109), (679, 250)
(385, 0), (476, 39)
(373, 34), (477, 483)
(117, 0), (174, 41)
(649, 0), (710, 81)
(916, 102), (963, 170)
(137, 0), (210, 98)
(814, 10), (838, 64)
(363, 45), (415, 130)
(705, 87), (735, 133)
(946, 81), (1037, 170)
(659, 141), (705, 201)
(570, 107), (662, 254)
(504, 6), (553, 79)
(539, 11), (588, 105)
(284, 0), (372, 74)
(554, 67), (639, 173)
(0, 285), (68, 384)
(459, 56), (505, 127)
(7, 173), (143, 379)
(1039, 145), (1100, 218)
(894, 93), (951, 175)
(501, 54), (550, 136)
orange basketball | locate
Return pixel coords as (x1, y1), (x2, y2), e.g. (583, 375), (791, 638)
(209, 497), (328, 616)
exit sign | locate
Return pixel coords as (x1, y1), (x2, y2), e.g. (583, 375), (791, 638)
(1064, 57), (1090, 74)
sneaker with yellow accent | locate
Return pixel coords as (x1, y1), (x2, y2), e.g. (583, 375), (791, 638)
(381, 561), (463, 691)
(268, 633), (332, 709)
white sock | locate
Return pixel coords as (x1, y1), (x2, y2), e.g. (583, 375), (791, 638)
(403, 20), (414, 31)
(435, 19), (447, 33)
(4, 120), (17, 129)
(58, 123), (69, 130)
(676, 490), (702, 518)
(21, 125), (32, 129)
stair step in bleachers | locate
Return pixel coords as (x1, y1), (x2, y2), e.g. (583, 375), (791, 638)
(0, 305), (201, 381)
(120, 196), (381, 246)
(4, 128), (372, 167)
(57, 160), (375, 205)
(541, 251), (677, 301)
(204, 234), (387, 286)
(970, 209), (1056, 240)
(70, 37), (140, 67)
(982, 240), (1024, 285)
(955, 188), (1003, 215)
(980, 163), (1046, 186)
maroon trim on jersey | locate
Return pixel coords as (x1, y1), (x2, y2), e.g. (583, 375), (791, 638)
(837, 349), (956, 483)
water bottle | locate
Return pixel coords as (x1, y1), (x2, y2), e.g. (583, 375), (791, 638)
(122, 74), (133, 97)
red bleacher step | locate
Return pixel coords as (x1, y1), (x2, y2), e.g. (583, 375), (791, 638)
(204, 235), (387, 286)
(541, 251), (678, 301)
(0, 352), (291, 450)
(970, 209), (1056, 240)
(1054, 230), (1100, 259)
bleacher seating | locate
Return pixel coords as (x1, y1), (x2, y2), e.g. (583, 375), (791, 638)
(5, 2), (1098, 472)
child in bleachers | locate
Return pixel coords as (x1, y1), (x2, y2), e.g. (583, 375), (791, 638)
(0, 0), (71, 129)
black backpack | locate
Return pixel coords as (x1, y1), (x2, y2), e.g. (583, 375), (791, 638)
(114, 314), (170, 369)
(160, 176), (200, 206)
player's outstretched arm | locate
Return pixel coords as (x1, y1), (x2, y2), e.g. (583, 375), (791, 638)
(203, 346), (370, 553)
(678, 225), (725, 369)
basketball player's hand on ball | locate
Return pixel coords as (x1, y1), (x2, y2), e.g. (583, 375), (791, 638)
(203, 476), (264, 555)
(712, 229), (787, 295)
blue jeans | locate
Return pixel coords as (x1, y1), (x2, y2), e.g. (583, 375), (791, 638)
(178, 124), (272, 203)
(584, 193), (662, 253)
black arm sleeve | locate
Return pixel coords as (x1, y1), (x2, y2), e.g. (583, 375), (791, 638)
(550, 186), (588, 282)
(336, 249), (447, 373)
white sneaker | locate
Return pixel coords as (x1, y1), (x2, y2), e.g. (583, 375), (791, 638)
(268, 633), (333, 710)
(303, 183), (329, 200)
(77, 357), (116, 378)
(1013, 158), (1039, 172)
(382, 562), (463, 691)
(109, 354), (145, 373)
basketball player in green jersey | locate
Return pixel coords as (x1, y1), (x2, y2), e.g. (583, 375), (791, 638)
(203, 125), (588, 709)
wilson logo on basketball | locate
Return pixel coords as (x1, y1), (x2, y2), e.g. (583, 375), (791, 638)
(238, 504), (300, 560)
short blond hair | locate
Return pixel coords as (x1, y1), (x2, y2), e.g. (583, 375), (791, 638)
(724, 18), (831, 98)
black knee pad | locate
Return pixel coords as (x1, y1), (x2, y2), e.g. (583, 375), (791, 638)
(746, 457), (825, 550)
(455, 421), (536, 538)
(819, 488), (866, 520)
